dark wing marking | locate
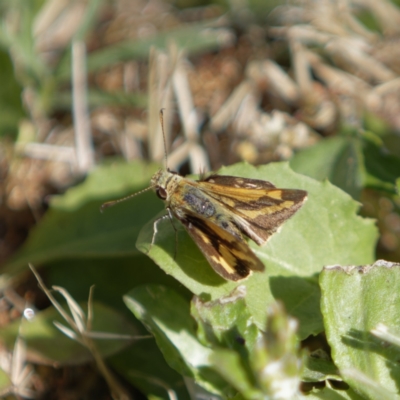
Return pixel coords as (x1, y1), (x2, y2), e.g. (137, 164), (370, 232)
(181, 212), (264, 281)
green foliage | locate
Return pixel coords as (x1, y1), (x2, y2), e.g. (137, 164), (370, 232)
(138, 162), (377, 338)
(320, 261), (400, 399)
(4, 159), (400, 399)
(0, 49), (25, 138)
(109, 337), (191, 399)
(125, 285), (227, 395)
(1, 2), (400, 398)
(126, 285), (303, 399)
(2, 161), (160, 276)
(290, 131), (400, 199)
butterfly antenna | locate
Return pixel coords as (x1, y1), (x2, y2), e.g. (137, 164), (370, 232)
(159, 109), (168, 170)
(100, 185), (154, 212)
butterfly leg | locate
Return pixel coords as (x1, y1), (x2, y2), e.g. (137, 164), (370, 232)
(149, 208), (178, 258)
(148, 213), (170, 253)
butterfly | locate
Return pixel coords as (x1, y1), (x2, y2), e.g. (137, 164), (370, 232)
(148, 168), (307, 280)
(102, 110), (307, 281)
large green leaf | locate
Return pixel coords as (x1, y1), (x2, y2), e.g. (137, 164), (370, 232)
(124, 284), (231, 396)
(2, 161), (161, 276)
(137, 162), (378, 337)
(320, 260), (400, 399)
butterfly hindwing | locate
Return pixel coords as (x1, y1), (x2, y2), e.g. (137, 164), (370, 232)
(181, 211), (264, 281)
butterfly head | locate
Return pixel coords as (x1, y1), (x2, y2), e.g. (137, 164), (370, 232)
(151, 169), (180, 202)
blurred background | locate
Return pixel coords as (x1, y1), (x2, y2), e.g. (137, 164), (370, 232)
(0, 0), (400, 398)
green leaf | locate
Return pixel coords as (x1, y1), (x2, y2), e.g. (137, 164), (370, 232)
(209, 349), (262, 400)
(339, 369), (399, 400)
(191, 286), (260, 350)
(381, 133), (400, 157)
(269, 276), (322, 339)
(0, 49), (25, 138)
(137, 162), (377, 338)
(371, 323), (400, 348)
(290, 136), (364, 200)
(303, 356), (340, 382)
(0, 302), (136, 365)
(124, 284), (230, 396)
(45, 255), (191, 313)
(290, 132), (400, 198)
(110, 338), (190, 400)
(2, 161), (161, 276)
(320, 260), (400, 399)
(303, 386), (365, 399)
(362, 131), (400, 193)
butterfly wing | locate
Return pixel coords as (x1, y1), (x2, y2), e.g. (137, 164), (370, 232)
(181, 211), (265, 281)
(196, 175), (307, 245)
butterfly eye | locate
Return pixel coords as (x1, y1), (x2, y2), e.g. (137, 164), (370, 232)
(156, 187), (167, 200)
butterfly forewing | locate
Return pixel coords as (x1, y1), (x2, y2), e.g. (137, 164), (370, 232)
(196, 175), (308, 245)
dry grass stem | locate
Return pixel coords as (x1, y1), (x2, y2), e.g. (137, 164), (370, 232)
(246, 60), (300, 105)
(72, 40), (95, 174)
(16, 143), (77, 164)
(173, 54), (209, 173)
(148, 48), (174, 163)
(210, 80), (255, 133)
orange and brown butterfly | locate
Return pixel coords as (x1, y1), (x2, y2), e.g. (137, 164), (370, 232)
(102, 111), (307, 281)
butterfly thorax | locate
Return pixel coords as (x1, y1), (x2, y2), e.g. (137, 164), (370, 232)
(151, 169), (220, 222)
